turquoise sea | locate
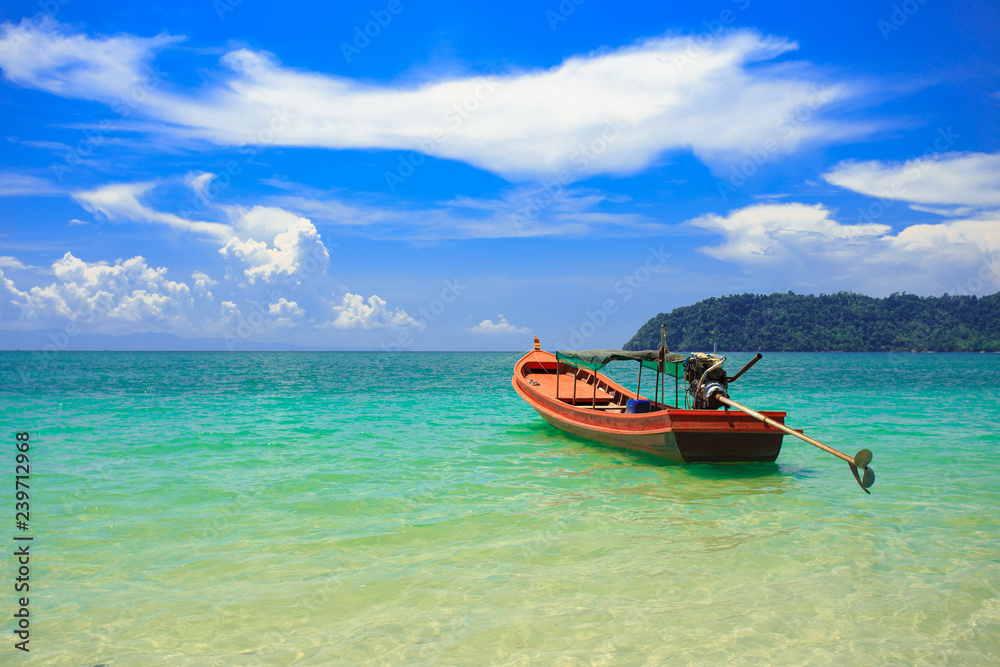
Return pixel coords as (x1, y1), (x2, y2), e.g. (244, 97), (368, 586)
(1, 350), (999, 665)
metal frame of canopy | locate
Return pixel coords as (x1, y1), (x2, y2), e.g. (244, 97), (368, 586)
(554, 348), (686, 409)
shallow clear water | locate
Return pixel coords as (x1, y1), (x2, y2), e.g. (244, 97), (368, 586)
(1, 351), (998, 665)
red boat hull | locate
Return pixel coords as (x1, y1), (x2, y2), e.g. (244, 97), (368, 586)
(513, 349), (784, 463)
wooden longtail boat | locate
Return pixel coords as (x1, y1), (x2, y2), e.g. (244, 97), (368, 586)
(512, 335), (877, 492)
(512, 342), (783, 463)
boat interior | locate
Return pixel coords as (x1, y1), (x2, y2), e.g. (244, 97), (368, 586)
(520, 359), (678, 412)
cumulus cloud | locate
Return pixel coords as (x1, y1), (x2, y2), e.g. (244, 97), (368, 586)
(0, 268), (26, 321)
(71, 175), (335, 289)
(228, 204), (313, 242)
(885, 211), (1000, 260)
(191, 270), (217, 291)
(266, 297), (305, 328)
(469, 314), (530, 335)
(0, 256), (33, 270)
(330, 293), (421, 329)
(190, 270), (217, 301)
(7, 252), (194, 331)
(73, 179), (333, 288)
(12, 173), (420, 339)
(0, 247), (420, 340)
(0, 267), (26, 297)
(690, 202), (1000, 294)
(218, 207), (330, 285)
(690, 203), (890, 264)
(823, 151), (1000, 208)
(815, 150), (1000, 291)
(0, 21), (870, 180)
(268, 297), (304, 319)
(219, 300), (240, 323)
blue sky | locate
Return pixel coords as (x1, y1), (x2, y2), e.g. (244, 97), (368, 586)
(0, 0), (998, 350)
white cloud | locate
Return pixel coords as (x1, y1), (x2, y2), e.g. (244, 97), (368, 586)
(690, 202), (1000, 295)
(228, 204), (311, 242)
(817, 150), (1000, 291)
(0, 268), (27, 321)
(0, 171), (61, 197)
(0, 241), (420, 341)
(0, 267), (27, 298)
(70, 169), (662, 247)
(67, 179), (337, 318)
(266, 297), (305, 328)
(0, 256), (33, 270)
(218, 207), (330, 285)
(14, 175), (419, 339)
(8, 252), (195, 331)
(469, 314), (530, 335)
(191, 270), (218, 291)
(268, 297), (304, 319)
(276, 184), (664, 240)
(690, 203), (890, 264)
(823, 151), (1000, 208)
(219, 300), (240, 324)
(191, 270), (216, 301)
(0, 21), (870, 180)
(885, 211), (1000, 259)
(0, 18), (181, 101)
(73, 181), (233, 240)
(908, 205), (978, 218)
(187, 171), (216, 197)
(330, 293), (421, 329)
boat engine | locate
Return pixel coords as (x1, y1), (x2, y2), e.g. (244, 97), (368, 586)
(684, 353), (729, 409)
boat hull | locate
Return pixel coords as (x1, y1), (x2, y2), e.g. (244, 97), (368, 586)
(513, 349), (784, 464)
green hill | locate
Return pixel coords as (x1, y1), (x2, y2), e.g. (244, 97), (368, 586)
(624, 292), (1000, 352)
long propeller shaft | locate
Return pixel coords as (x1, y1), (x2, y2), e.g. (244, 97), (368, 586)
(716, 395), (875, 493)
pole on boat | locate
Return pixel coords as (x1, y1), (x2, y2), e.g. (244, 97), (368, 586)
(593, 367), (597, 408)
(659, 324), (669, 408)
(656, 324), (663, 406)
(728, 353), (763, 383)
(636, 364), (642, 399)
(573, 366), (577, 404)
(556, 358), (560, 400)
(716, 395), (876, 494)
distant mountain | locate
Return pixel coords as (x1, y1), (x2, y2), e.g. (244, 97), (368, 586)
(624, 292), (1000, 352)
(0, 329), (356, 352)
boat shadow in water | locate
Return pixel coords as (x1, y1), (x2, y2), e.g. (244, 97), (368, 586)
(519, 422), (799, 495)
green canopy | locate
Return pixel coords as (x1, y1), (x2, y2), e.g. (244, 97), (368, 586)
(557, 349), (687, 378)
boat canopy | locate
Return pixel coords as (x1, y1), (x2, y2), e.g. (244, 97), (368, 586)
(556, 349), (687, 378)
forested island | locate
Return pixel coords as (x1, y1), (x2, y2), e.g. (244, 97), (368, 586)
(624, 292), (1000, 352)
